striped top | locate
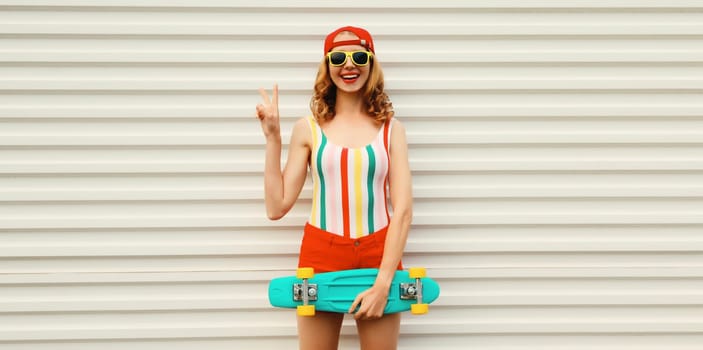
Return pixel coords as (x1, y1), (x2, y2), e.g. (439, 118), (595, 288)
(307, 116), (393, 238)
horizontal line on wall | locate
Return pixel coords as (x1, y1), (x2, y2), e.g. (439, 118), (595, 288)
(2, 293), (702, 314)
(2, 105), (702, 119)
(4, 266), (703, 285)
(2, 0), (702, 9)
(2, 160), (703, 174)
(1, 238), (703, 257)
(3, 50), (703, 63)
(1, 321), (702, 343)
(1, 185), (703, 201)
(3, 78), (703, 91)
(2, 266), (703, 284)
(1, 23), (703, 36)
(0, 213), (702, 230)
(1, 132), (702, 146)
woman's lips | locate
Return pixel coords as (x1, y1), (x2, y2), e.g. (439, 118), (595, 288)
(341, 74), (359, 84)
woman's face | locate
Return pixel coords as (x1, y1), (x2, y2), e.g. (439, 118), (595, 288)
(327, 32), (371, 93)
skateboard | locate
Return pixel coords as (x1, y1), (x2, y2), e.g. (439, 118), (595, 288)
(268, 267), (440, 316)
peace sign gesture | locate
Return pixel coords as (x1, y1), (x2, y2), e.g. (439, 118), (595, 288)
(256, 84), (280, 138)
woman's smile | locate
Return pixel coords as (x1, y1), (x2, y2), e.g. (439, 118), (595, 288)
(341, 73), (360, 84)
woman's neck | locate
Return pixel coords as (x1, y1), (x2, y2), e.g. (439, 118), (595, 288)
(334, 89), (365, 119)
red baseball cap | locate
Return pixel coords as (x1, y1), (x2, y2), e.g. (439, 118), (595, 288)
(324, 26), (375, 54)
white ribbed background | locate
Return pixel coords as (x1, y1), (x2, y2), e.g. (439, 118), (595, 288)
(1, 1), (703, 349)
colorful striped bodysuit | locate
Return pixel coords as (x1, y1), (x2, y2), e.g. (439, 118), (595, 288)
(307, 115), (393, 238)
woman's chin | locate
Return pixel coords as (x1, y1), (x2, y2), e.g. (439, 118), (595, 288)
(333, 81), (365, 93)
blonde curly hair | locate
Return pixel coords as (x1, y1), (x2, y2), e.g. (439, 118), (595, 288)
(310, 56), (394, 124)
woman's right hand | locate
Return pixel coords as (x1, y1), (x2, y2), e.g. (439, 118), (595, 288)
(256, 84), (280, 139)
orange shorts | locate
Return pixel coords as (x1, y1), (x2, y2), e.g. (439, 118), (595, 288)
(297, 222), (403, 273)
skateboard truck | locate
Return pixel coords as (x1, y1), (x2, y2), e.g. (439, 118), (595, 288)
(400, 283), (419, 300)
(294, 268), (316, 316)
(293, 283), (318, 301)
(405, 267), (429, 315)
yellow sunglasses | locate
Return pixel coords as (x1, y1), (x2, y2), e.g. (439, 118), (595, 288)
(326, 50), (374, 67)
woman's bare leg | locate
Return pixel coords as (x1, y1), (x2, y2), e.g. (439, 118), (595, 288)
(356, 313), (401, 350)
(297, 311), (345, 350)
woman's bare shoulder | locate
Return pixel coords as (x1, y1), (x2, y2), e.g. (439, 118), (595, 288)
(290, 116), (313, 147)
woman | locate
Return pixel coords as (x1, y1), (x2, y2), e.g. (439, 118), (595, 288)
(256, 26), (413, 350)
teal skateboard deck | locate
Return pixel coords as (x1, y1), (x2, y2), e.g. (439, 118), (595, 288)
(268, 268), (440, 316)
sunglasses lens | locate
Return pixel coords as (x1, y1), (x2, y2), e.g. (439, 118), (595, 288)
(329, 52), (347, 66)
(352, 52), (369, 65)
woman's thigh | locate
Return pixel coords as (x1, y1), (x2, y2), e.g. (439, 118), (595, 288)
(297, 311), (345, 350)
(356, 313), (401, 350)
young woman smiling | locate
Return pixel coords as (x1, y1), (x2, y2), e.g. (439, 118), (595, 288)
(256, 26), (413, 350)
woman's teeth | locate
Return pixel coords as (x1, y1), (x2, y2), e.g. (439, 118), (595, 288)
(341, 74), (359, 83)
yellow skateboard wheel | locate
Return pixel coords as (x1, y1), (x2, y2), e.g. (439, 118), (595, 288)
(297, 304), (315, 316)
(408, 267), (426, 279)
(296, 267), (315, 279)
(411, 303), (429, 315)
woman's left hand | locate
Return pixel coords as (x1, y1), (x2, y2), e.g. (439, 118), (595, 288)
(349, 284), (389, 320)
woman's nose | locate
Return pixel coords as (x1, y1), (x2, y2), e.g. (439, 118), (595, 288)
(343, 55), (356, 68)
